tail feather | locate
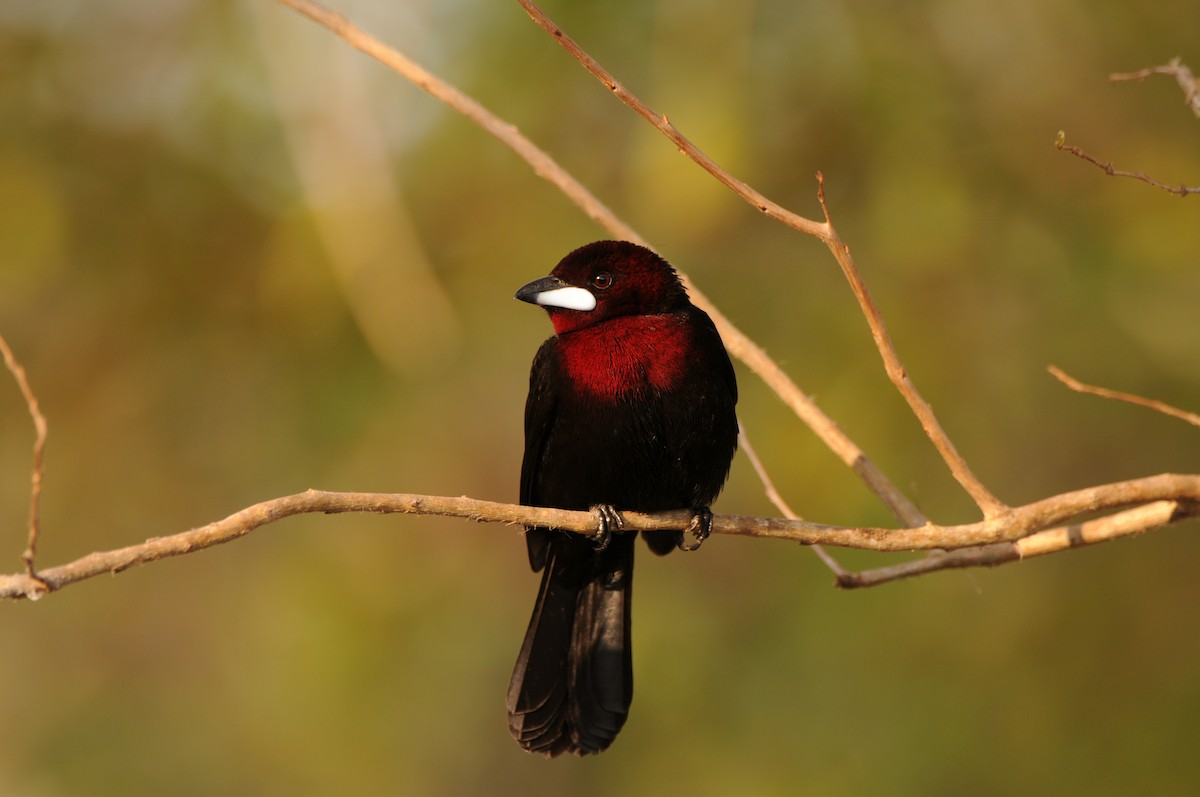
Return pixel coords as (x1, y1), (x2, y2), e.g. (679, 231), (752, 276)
(507, 532), (634, 757)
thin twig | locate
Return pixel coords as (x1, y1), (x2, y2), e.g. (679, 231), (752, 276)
(738, 419), (847, 577)
(1048, 365), (1200, 427)
(272, 0), (925, 527)
(3, 475), (1197, 601)
(515, 0), (827, 239)
(516, 0), (1007, 519)
(1054, 131), (1197, 197)
(1110, 57), (1200, 120)
(0, 334), (47, 582)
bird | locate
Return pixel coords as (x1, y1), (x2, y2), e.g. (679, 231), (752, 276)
(507, 240), (739, 757)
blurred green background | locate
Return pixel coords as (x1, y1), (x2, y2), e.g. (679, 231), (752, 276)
(2, 0), (1198, 794)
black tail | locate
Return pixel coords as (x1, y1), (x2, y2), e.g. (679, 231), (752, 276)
(506, 531), (634, 757)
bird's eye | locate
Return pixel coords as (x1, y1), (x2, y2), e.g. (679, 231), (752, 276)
(591, 272), (613, 290)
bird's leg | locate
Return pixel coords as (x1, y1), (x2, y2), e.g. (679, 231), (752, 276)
(590, 504), (624, 552)
(678, 505), (714, 552)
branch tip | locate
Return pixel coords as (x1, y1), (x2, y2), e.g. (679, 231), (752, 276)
(1049, 365), (1200, 427)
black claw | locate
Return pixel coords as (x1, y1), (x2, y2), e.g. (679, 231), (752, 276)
(679, 505), (713, 552)
(590, 504), (623, 552)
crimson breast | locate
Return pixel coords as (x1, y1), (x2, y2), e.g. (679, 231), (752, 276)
(555, 313), (690, 400)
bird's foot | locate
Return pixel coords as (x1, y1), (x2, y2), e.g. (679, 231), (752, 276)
(678, 505), (714, 552)
(590, 504), (623, 552)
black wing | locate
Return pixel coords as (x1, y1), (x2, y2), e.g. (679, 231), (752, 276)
(692, 303), (738, 408)
(519, 337), (561, 571)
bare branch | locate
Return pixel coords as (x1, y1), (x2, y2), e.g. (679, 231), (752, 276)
(0, 333), (47, 582)
(837, 500), (1192, 588)
(1110, 57), (1200, 120)
(516, 0), (1007, 518)
(4, 474), (1198, 602)
(1049, 365), (1200, 428)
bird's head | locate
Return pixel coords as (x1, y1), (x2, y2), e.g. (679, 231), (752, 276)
(515, 241), (688, 335)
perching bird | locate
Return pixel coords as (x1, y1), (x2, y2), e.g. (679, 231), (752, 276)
(507, 240), (738, 756)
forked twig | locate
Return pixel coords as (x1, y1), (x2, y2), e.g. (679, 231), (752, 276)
(837, 500), (1193, 588)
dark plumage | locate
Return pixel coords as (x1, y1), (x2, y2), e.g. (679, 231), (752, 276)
(507, 241), (739, 756)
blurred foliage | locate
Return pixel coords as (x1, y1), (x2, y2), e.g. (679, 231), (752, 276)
(1, 0), (1198, 794)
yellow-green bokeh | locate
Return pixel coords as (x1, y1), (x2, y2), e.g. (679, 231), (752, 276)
(2, 1), (1198, 795)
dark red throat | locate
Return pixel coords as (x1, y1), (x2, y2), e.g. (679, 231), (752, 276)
(555, 314), (691, 400)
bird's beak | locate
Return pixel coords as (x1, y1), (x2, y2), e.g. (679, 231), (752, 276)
(515, 275), (597, 312)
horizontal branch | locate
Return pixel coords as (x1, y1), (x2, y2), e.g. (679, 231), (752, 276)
(836, 500), (1193, 588)
(3, 474), (1197, 601)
